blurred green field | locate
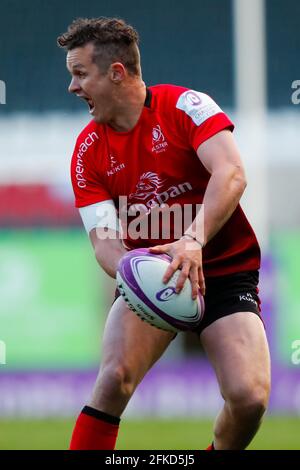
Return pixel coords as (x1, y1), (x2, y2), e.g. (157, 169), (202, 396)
(0, 417), (299, 450)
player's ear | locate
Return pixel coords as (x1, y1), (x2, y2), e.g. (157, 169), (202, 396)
(110, 63), (126, 83)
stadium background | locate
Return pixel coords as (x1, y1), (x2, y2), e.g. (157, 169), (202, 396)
(0, 0), (300, 449)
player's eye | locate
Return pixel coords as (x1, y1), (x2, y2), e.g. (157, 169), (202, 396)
(74, 71), (86, 78)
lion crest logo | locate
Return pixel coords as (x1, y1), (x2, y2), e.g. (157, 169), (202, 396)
(129, 172), (166, 200)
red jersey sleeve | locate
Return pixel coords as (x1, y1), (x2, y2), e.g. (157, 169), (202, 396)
(174, 89), (234, 151)
(71, 132), (111, 208)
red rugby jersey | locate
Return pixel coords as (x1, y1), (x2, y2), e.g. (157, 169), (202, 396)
(71, 84), (260, 277)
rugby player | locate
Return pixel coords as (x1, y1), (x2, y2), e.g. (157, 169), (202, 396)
(57, 17), (270, 450)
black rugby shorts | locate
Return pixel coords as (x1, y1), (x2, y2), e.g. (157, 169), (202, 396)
(195, 270), (262, 334)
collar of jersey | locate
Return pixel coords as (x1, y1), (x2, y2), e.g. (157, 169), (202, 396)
(144, 87), (152, 108)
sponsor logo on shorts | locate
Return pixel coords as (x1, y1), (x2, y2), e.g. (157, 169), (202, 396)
(239, 292), (257, 306)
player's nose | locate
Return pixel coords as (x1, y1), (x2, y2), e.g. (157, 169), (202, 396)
(68, 77), (81, 94)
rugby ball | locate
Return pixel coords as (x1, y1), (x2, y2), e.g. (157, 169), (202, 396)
(116, 248), (205, 333)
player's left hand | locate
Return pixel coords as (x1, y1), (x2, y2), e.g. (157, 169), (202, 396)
(149, 239), (205, 299)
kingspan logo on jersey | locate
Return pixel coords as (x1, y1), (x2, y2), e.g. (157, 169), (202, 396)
(128, 171), (192, 210)
(151, 124), (168, 153)
(118, 172), (198, 241)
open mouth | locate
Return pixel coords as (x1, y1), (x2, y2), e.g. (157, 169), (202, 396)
(87, 99), (95, 114)
(79, 96), (95, 114)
